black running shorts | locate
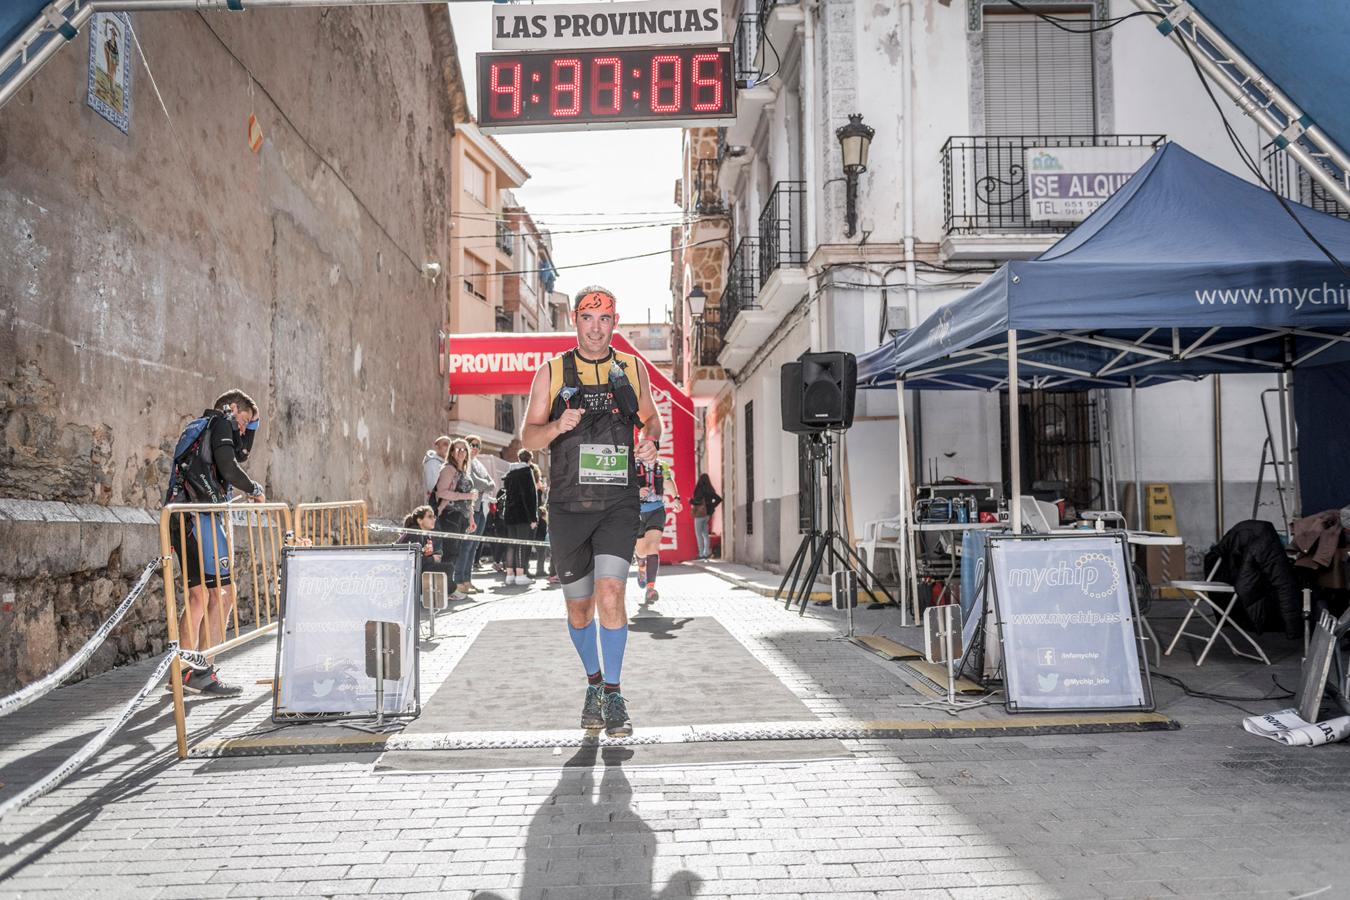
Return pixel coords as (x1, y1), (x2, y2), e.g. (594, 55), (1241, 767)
(169, 513), (234, 590)
(549, 497), (640, 596)
(638, 506), (666, 536)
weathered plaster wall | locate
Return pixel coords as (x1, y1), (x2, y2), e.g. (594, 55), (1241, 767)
(0, 7), (462, 691)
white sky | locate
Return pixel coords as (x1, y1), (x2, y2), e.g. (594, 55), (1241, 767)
(449, 2), (683, 325)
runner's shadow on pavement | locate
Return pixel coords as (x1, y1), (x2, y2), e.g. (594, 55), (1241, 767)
(628, 615), (694, 640)
(473, 745), (703, 900)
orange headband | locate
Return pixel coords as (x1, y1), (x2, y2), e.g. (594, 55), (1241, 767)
(575, 291), (616, 315)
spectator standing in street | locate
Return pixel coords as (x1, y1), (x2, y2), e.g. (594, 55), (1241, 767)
(531, 462), (551, 579)
(163, 389), (267, 697)
(690, 473), (722, 559)
(501, 450), (540, 586)
(422, 435), (451, 505)
(434, 437), (479, 600)
(461, 434), (496, 591)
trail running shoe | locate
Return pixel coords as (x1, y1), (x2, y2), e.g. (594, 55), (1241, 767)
(603, 691), (632, 738)
(645, 586), (659, 604)
(184, 667), (242, 698)
(636, 560), (647, 588)
(581, 684), (605, 730)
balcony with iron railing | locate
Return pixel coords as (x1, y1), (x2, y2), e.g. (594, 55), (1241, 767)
(942, 134), (1165, 234)
(940, 134), (1165, 259)
(686, 306), (729, 398)
(496, 221), (515, 256)
(692, 158), (726, 216)
(755, 0), (783, 41)
(718, 236), (760, 342)
(757, 180), (805, 284)
(721, 8), (784, 151)
(695, 307), (723, 368)
(732, 13), (759, 87)
(1263, 143), (1350, 219)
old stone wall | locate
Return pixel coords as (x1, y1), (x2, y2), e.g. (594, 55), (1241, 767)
(0, 8), (463, 692)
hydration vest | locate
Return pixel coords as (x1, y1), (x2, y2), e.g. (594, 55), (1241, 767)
(165, 410), (226, 505)
(546, 349), (643, 512)
(637, 459), (667, 512)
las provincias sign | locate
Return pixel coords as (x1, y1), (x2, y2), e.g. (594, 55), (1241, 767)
(492, 0), (723, 51)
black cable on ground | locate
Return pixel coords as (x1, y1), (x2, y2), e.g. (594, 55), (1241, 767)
(1151, 670), (1293, 715)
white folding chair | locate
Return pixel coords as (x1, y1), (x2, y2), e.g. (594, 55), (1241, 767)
(857, 515), (905, 590)
(1164, 561), (1271, 666)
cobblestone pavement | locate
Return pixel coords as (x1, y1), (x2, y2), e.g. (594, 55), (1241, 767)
(2, 565), (1349, 899)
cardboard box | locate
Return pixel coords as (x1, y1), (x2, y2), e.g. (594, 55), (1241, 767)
(1137, 544), (1185, 586)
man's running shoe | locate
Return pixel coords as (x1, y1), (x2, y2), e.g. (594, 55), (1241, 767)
(581, 684), (605, 730)
(636, 560), (647, 588)
(602, 691), (632, 738)
(182, 666), (242, 698)
(645, 586), (659, 604)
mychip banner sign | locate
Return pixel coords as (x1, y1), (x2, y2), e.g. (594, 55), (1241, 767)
(1025, 145), (1156, 223)
(988, 533), (1152, 712)
(492, 0), (723, 51)
(274, 546), (420, 720)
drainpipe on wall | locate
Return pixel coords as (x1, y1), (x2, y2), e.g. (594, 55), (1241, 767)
(803, 1), (822, 350)
(899, 0), (918, 330)
(899, 0), (921, 476)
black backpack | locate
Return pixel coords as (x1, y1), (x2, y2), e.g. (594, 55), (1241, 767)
(165, 412), (224, 505)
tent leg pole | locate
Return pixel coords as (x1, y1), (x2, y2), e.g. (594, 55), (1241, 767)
(1281, 369), (1301, 520)
(1131, 377), (1142, 530)
(895, 380), (912, 625)
(1009, 330), (1022, 533)
(1214, 375), (1224, 541)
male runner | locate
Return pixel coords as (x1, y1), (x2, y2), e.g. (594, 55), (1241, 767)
(634, 459), (681, 604)
(521, 285), (660, 738)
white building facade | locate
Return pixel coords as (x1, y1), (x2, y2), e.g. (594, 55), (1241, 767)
(677, 0), (1332, 571)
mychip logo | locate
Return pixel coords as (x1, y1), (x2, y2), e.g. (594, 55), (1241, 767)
(1006, 552), (1119, 600)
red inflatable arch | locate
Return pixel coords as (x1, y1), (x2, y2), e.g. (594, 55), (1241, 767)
(445, 333), (697, 564)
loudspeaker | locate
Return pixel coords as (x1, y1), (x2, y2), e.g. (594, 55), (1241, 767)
(780, 351), (856, 433)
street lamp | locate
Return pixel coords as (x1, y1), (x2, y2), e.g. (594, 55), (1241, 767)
(836, 113), (875, 238)
(687, 286), (708, 372)
(687, 285), (707, 319)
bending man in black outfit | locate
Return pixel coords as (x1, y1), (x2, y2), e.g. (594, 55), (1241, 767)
(165, 389), (267, 697)
(521, 286), (660, 737)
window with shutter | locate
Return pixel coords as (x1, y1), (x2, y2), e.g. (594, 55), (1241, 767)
(983, 10), (1095, 136)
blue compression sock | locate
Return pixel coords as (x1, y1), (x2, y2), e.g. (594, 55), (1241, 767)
(567, 620), (601, 676)
(599, 623), (628, 687)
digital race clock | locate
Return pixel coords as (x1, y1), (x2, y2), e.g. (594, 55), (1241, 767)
(476, 45), (735, 132)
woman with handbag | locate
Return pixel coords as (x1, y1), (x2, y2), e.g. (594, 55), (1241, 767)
(689, 473), (722, 559)
(433, 438), (479, 599)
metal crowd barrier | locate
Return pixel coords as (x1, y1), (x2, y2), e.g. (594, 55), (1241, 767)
(0, 560), (169, 820)
(293, 500), (369, 547)
(160, 501), (292, 758)
(0, 496), (377, 810)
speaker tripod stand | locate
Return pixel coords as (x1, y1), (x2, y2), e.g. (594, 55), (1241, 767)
(776, 431), (895, 617)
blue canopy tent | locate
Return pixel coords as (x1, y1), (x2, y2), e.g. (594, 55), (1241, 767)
(858, 142), (1350, 607)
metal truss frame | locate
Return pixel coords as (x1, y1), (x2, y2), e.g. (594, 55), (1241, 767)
(1132, 0), (1350, 212)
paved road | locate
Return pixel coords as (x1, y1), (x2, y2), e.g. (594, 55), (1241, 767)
(1, 566), (1347, 899)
